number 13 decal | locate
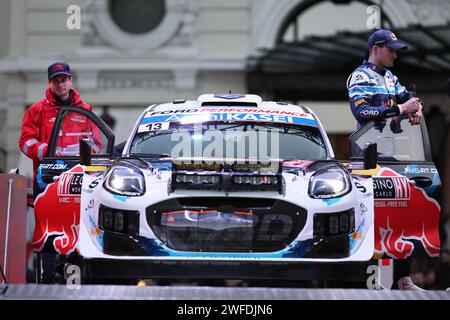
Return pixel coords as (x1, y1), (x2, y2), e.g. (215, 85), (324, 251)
(138, 122), (170, 133)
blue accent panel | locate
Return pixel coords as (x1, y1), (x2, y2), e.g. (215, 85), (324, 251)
(36, 166), (47, 189)
(147, 161), (173, 171)
(282, 239), (316, 258)
(113, 194), (128, 202)
(133, 236), (317, 259)
(349, 87), (395, 95)
(323, 198), (341, 206)
(136, 237), (170, 256)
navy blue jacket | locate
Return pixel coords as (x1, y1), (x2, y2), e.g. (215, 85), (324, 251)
(346, 61), (410, 128)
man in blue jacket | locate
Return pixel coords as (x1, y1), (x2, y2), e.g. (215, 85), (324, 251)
(347, 29), (424, 291)
(347, 29), (422, 129)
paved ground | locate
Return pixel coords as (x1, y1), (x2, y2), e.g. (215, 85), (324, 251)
(1, 284), (449, 300)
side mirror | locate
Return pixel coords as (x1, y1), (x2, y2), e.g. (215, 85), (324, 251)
(79, 139), (91, 166)
(363, 143), (377, 170)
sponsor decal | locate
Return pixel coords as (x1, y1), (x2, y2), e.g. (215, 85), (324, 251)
(282, 160), (313, 169)
(52, 64), (65, 72)
(141, 112), (317, 127)
(404, 166), (439, 175)
(32, 165), (84, 254)
(146, 108), (311, 118)
(88, 177), (101, 189)
(374, 168), (440, 259)
(373, 176), (410, 200)
(354, 73), (364, 82)
(361, 110), (379, 116)
(57, 172), (83, 196)
(383, 99), (395, 107)
(39, 163), (68, 170)
(70, 114), (86, 124)
(138, 121), (171, 133)
(360, 203), (368, 214)
(355, 99), (367, 107)
(355, 181), (367, 193)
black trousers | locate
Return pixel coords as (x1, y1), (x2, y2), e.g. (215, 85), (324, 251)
(393, 259), (411, 283)
(37, 252), (56, 284)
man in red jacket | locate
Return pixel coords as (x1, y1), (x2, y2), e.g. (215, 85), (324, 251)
(19, 62), (98, 184)
(18, 62), (99, 283)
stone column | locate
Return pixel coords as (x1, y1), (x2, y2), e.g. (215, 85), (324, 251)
(3, 73), (26, 172)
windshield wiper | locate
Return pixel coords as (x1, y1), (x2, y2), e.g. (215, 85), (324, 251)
(134, 130), (173, 144)
(129, 153), (171, 158)
(256, 123), (324, 147)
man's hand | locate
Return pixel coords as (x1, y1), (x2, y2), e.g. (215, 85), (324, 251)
(409, 109), (423, 125)
(399, 98), (420, 114)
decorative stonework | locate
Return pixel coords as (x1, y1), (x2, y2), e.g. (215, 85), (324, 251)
(165, 0), (198, 48)
(80, 0), (193, 53)
(407, 0), (450, 25)
(98, 71), (175, 90)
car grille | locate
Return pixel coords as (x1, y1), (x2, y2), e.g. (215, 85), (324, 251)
(145, 197), (307, 252)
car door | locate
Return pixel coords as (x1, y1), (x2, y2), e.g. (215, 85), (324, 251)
(348, 116), (441, 260)
(33, 106), (115, 254)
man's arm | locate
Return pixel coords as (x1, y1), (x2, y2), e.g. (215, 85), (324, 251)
(393, 75), (423, 125)
(347, 71), (400, 123)
(18, 105), (48, 161)
(393, 75), (410, 105)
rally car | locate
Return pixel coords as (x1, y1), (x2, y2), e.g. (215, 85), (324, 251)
(33, 94), (441, 283)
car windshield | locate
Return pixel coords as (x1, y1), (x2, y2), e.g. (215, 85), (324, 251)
(130, 122), (327, 160)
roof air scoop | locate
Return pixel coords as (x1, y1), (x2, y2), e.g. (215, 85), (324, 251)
(197, 93), (262, 107)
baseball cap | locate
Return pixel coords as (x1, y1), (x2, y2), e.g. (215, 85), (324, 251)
(48, 62), (72, 79)
(368, 29), (408, 50)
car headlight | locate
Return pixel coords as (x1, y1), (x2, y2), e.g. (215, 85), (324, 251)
(104, 166), (145, 196)
(308, 169), (351, 199)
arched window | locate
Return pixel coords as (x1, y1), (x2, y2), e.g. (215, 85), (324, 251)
(90, 0), (184, 52)
(279, 0), (392, 44)
(109, 0), (166, 34)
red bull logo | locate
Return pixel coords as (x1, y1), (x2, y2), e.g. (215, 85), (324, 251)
(374, 168), (440, 259)
(52, 64), (65, 72)
(383, 99), (395, 107)
(32, 165), (84, 254)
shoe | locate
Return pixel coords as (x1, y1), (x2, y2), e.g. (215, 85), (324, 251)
(397, 277), (425, 291)
(375, 279), (387, 290)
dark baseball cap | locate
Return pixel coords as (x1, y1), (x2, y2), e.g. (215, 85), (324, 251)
(368, 29), (407, 50)
(48, 62), (72, 79)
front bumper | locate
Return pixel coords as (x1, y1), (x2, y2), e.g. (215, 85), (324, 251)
(80, 257), (374, 281)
